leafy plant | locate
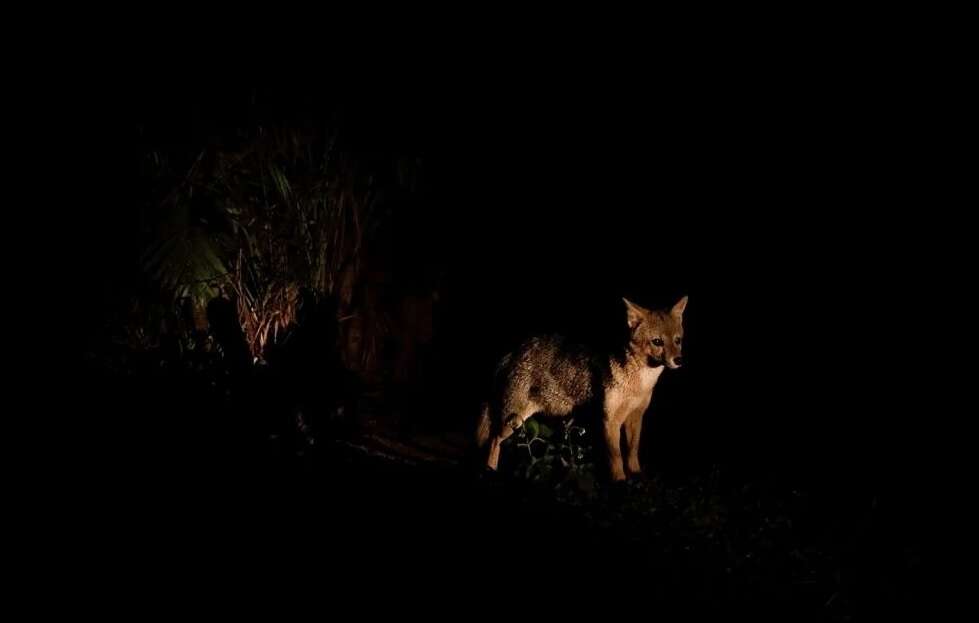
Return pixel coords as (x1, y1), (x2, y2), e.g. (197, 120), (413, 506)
(139, 125), (416, 364)
(504, 417), (598, 502)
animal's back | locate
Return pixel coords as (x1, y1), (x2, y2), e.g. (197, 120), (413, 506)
(494, 335), (599, 418)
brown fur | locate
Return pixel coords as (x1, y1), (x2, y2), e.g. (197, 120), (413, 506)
(476, 296), (687, 481)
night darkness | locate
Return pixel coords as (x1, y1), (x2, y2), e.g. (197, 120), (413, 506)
(51, 43), (954, 618)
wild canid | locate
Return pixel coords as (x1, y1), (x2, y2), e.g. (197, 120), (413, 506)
(475, 296), (687, 481)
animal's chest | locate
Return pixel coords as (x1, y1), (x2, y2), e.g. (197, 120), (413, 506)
(635, 367), (663, 392)
(607, 366), (663, 415)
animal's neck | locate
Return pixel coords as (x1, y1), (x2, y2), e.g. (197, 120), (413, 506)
(623, 344), (650, 370)
(610, 350), (664, 395)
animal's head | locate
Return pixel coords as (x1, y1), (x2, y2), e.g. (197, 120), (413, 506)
(624, 295), (687, 369)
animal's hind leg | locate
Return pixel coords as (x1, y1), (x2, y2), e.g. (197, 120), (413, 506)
(487, 434), (503, 470)
(485, 401), (538, 471)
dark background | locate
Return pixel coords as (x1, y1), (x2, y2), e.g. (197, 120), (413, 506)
(74, 67), (938, 473)
(51, 44), (954, 613)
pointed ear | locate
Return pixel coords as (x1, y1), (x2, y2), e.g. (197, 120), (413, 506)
(623, 297), (644, 330)
(671, 295), (688, 319)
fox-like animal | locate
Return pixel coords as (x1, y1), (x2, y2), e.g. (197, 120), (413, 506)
(475, 296), (687, 481)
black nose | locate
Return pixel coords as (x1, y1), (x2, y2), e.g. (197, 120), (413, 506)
(673, 357), (683, 367)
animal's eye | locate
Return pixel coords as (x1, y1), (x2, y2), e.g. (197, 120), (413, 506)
(675, 336), (683, 345)
(652, 338), (664, 347)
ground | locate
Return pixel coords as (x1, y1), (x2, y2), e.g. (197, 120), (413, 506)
(71, 346), (927, 620)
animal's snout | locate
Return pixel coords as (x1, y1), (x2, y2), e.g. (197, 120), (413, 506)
(670, 357), (683, 369)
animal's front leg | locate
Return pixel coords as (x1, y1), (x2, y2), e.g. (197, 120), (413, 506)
(623, 408), (645, 478)
(603, 417), (627, 482)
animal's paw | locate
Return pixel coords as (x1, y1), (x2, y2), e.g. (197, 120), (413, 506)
(606, 479), (630, 504)
(476, 465), (501, 481)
